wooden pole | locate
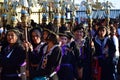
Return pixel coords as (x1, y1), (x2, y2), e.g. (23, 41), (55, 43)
(24, 23), (29, 80)
(86, 2), (93, 80)
(20, 10), (30, 80)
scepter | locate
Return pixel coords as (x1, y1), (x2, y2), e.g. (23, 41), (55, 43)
(20, 9), (30, 80)
(85, 0), (93, 41)
(85, 1), (94, 80)
(19, 0), (30, 79)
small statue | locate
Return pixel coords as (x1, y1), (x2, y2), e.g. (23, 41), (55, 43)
(102, 1), (114, 15)
(42, 1), (48, 13)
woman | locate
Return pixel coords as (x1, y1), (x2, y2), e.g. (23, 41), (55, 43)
(33, 29), (62, 80)
(25, 27), (44, 80)
(57, 31), (77, 80)
(93, 26), (116, 80)
(0, 28), (26, 80)
(109, 26), (119, 80)
(72, 25), (93, 80)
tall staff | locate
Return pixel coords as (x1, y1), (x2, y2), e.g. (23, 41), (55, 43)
(19, 0), (31, 79)
(103, 1), (112, 35)
(53, 0), (60, 27)
(85, 1), (94, 80)
(20, 9), (30, 80)
(85, 0), (93, 40)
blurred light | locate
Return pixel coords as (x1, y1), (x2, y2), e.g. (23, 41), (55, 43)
(0, 0), (3, 2)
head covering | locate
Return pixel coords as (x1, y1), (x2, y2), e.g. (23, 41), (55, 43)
(45, 31), (59, 44)
(44, 23), (57, 34)
(33, 29), (41, 37)
(30, 27), (42, 37)
(59, 25), (67, 33)
(65, 31), (74, 39)
(72, 25), (84, 32)
(7, 28), (21, 37)
(59, 32), (68, 37)
(29, 27), (42, 45)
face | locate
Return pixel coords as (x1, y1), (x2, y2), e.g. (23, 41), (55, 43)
(74, 29), (84, 40)
(43, 31), (49, 41)
(59, 36), (68, 46)
(98, 28), (106, 38)
(32, 31), (41, 44)
(7, 31), (18, 44)
(110, 27), (116, 35)
(95, 25), (99, 30)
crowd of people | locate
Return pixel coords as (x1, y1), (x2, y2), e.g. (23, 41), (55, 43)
(0, 10), (119, 80)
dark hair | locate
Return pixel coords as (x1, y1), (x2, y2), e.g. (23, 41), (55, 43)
(96, 26), (108, 36)
(59, 31), (74, 40)
(110, 26), (116, 31)
(46, 32), (59, 44)
(72, 25), (85, 37)
(97, 26), (107, 32)
(2, 28), (21, 47)
(44, 23), (56, 33)
(110, 26), (116, 35)
(65, 31), (74, 39)
(58, 31), (69, 38)
(7, 28), (21, 40)
(72, 25), (84, 32)
(29, 27), (42, 45)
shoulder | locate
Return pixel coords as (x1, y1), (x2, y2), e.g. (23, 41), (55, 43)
(70, 41), (76, 47)
(51, 45), (62, 56)
(13, 44), (25, 52)
(40, 42), (47, 50)
(52, 45), (61, 51)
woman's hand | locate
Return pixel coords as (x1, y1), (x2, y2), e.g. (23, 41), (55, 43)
(23, 41), (33, 52)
